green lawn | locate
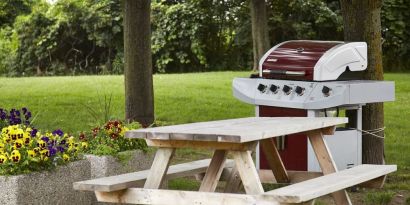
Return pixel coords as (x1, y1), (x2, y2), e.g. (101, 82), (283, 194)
(0, 72), (409, 203)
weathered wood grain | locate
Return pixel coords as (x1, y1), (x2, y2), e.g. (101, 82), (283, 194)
(74, 159), (235, 192)
(199, 150), (228, 192)
(126, 117), (348, 143)
(232, 151), (264, 194)
(260, 138), (289, 183)
(146, 139), (257, 151)
(306, 129), (351, 205)
(144, 148), (175, 189)
(263, 165), (397, 203)
(95, 188), (278, 205)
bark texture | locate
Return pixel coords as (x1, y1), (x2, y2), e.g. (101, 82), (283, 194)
(123, 0), (154, 126)
(250, 0), (270, 71)
(340, 0), (385, 164)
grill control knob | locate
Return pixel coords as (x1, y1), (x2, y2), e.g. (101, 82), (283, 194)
(282, 85), (292, 95)
(269, 84), (279, 94)
(257, 84), (267, 93)
(295, 86), (305, 96)
(322, 86), (331, 97)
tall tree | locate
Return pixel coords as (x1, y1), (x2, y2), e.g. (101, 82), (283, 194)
(339, 0), (385, 164)
(123, 0), (154, 126)
(250, 0), (270, 71)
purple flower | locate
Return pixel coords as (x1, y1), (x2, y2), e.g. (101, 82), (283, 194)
(52, 129), (64, 136)
(60, 139), (66, 145)
(15, 111), (20, 116)
(30, 129), (38, 137)
(41, 136), (50, 142)
(57, 146), (65, 153)
(22, 107), (27, 114)
(48, 147), (57, 156)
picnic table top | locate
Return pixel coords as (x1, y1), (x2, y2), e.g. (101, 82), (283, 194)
(126, 117), (348, 143)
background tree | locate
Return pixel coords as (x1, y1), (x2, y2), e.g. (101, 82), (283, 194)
(250, 0), (270, 71)
(0, 0), (32, 28)
(339, 0), (385, 164)
(123, 0), (154, 126)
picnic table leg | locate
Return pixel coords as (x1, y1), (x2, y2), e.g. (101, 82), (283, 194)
(260, 138), (290, 183)
(224, 165), (243, 193)
(306, 128), (352, 205)
(231, 151), (264, 194)
(199, 150), (228, 192)
(144, 147), (175, 189)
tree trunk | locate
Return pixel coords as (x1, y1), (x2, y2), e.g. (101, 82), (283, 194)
(123, 0), (154, 126)
(340, 0), (385, 164)
(250, 0), (270, 71)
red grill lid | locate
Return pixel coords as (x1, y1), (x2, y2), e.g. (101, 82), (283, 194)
(260, 41), (343, 81)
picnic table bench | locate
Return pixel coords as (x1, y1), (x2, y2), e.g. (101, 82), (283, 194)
(74, 117), (396, 205)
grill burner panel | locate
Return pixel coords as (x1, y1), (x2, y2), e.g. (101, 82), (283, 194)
(233, 78), (395, 110)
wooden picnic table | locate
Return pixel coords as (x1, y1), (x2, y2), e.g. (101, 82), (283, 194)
(74, 117), (396, 205)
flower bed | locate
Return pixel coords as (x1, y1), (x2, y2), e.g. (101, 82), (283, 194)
(0, 107), (93, 204)
(0, 160), (92, 205)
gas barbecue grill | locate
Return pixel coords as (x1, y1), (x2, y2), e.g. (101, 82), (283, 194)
(233, 40), (395, 172)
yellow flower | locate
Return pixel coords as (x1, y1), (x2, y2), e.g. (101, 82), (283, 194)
(33, 147), (40, 154)
(10, 150), (21, 163)
(27, 150), (36, 158)
(120, 127), (129, 136)
(2, 134), (10, 143)
(0, 142), (4, 149)
(81, 142), (88, 149)
(63, 154), (70, 162)
(0, 154), (7, 164)
(40, 149), (49, 161)
(68, 136), (75, 143)
(37, 140), (46, 149)
(1, 127), (8, 135)
(13, 139), (24, 149)
(23, 132), (31, 144)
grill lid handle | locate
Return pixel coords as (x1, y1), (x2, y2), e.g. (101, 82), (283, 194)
(262, 70), (306, 76)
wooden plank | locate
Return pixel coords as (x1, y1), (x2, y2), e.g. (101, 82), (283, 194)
(74, 159), (235, 192)
(262, 165), (397, 203)
(146, 139), (257, 151)
(306, 129), (351, 205)
(95, 188), (279, 205)
(224, 165), (243, 193)
(144, 148), (175, 189)
(126, 117), (348, 143)
(199, 150), (228, 192)
(232, 151), (264, 194)
(258, 170), (322, 184)
(260, 138), (289, 183)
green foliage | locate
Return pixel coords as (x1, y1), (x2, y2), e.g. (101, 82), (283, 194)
(81, 120), (148, 156)
(268, 0), (343, 42)
(382, 0), (410, 71)
(0, 0), (32, 28)
(0, 27), (18, 76)
(0, 0), (410, 74)
(364, 191), (395, 205)
(151, 0), (252, 73)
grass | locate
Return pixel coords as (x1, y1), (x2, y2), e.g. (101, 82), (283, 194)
(0, 71), (409, 202)
(0, 72), (253, 133)
(364, 191), (395, 205)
